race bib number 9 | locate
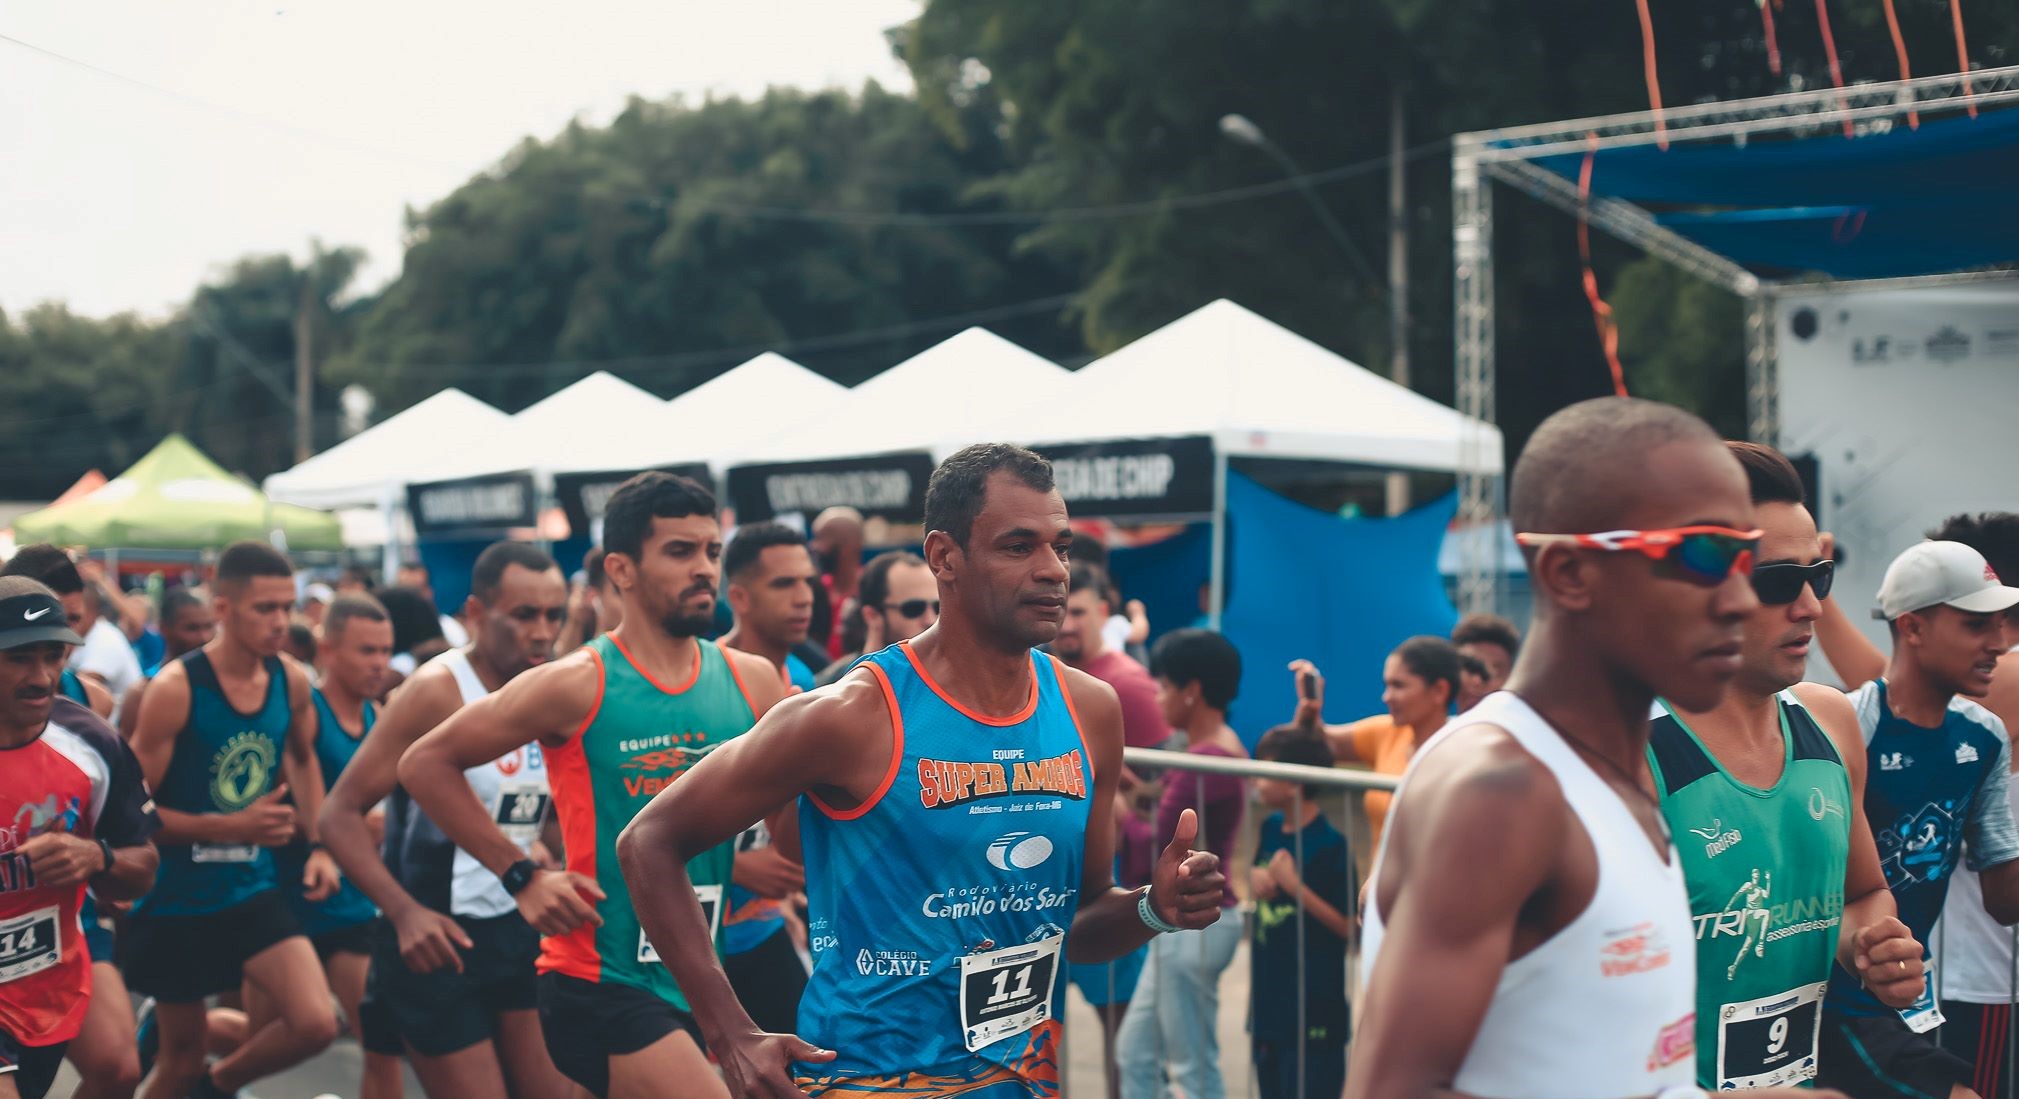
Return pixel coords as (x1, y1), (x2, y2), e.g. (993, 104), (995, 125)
(639, 883), (722, 964)
(1716, 982), (1825, 1089)
(0, 906), (61, 984)
(958, 933), (1062, 1053)
(191, 843), (258, 864)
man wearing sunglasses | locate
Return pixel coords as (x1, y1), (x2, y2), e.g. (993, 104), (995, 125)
(1647, 441), (1925, 1092)
(814, 551), (938, 687)
(1348, 398), (1845, 1099)
(1810, 537), (2019, 1099)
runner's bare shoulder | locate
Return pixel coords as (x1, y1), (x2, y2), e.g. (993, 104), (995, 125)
(1379, 722), (1570, 907)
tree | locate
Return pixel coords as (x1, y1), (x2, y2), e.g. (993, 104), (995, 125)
(330, 86), (1080, 412)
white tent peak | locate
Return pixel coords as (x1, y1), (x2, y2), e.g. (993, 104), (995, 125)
(1029, 298), (1504, 474)
(744, 329), (1070, 463)
(513, 371), (662, 423)
(853, 327), (1066, 400)
(264, 387), (510, 508)
(671, 353), (845, 414)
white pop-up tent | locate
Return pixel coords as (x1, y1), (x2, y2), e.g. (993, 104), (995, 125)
(1004, 298), (1504, 630)
(1021, 298), (1503, 474)
(263, 388), (510, 510)
(428, 371), (669, 482)
(564, 353), (848, 475)
(722, 330), (1069, 522)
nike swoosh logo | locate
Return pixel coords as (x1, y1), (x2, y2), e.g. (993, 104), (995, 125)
(22, 607), (51, 621)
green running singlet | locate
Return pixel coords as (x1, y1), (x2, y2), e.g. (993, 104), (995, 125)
(1648, 691), (1851, 1090)
(538, 634), (761, 1010)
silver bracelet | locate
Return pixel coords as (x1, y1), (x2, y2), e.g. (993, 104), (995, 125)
(1137, 887), (1182, 935)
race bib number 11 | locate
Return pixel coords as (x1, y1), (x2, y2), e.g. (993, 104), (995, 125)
(958, 934), (1062, 1053)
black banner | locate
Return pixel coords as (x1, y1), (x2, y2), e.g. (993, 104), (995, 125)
(553, 465), (715, 540)
(406, 472), (539, 536)
(1036, 435), (1215, 518)
(727, 452), (936, 524)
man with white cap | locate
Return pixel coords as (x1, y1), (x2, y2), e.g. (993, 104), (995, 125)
(1818, 540), (2019, 1099)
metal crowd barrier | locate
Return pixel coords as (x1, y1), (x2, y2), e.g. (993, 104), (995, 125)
(1056, 749), (2019, 1099)
(1054, 746), (1399, 1099)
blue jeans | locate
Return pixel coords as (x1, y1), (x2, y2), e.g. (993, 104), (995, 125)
(1116, 911), (1243, 1099)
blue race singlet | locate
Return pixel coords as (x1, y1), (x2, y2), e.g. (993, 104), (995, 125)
(132, 651), (292, 916)
(794, 642), (1093, 1096)
(280, 688), (379, 936)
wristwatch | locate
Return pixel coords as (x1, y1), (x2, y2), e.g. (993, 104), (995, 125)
(499, 858), (538, 896)
(96, 838), (115, 874)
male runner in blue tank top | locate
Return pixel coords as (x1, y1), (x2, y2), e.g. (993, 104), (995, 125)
(620, 444), (1230, 1099)
(126, 541), (341, 1099)
(1813, 538), (2019, 1099)
(286, 592), (401, 1099)
(318, 542), (578, 1099)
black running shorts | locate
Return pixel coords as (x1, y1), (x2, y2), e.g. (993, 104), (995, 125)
(119, 890), (301, 1003)
(537, 971), (703, 1098)
(363, 911), (540, 1058)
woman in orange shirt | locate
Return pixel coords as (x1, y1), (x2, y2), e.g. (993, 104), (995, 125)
(1289, 635), (1461, 849)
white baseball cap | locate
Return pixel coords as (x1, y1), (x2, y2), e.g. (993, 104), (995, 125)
(1873, 540), (2019, 620)
(301, 582), (336, 606)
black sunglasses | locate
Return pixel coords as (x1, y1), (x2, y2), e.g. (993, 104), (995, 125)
(1751, 559), (1834, 605)
(883, 599), (940, 619)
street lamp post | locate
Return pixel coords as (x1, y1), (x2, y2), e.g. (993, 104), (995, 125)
(1220, 111), (1413, 513)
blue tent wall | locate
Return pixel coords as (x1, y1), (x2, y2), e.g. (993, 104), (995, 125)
(416, 534), (590, 620)
(1106, 522), (1214, 649)
(1221, 472), (1458, 745)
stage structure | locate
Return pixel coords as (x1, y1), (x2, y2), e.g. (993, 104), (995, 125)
(1450, 65), (2019, 614)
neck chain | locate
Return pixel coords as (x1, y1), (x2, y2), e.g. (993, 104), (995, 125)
(1557, 729), (1669, 839)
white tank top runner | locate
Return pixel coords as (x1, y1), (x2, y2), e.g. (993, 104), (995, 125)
(1359, 691), (1699, 1099)
(439, 648), (553, 919)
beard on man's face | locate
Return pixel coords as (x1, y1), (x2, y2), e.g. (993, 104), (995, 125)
(659, 609), (716, 639)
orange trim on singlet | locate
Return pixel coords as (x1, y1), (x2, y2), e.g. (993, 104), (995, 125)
(536, 718), (604, 983)
(807, 661), (905, 822)
(898, 640), (1037, 727)
(1045, 654), (1095, 785)
(568, 646), (607, 740)
(608, 630), (701, 695)
(719, 647), (764, 720)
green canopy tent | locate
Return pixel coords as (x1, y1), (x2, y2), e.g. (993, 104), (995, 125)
(14, 435), (342, 553)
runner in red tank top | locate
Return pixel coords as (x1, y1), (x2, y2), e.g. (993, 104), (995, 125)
(0, 577), (160, 1099)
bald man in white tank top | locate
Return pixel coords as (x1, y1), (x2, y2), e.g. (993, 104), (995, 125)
(1348, 398), (1846, 1099)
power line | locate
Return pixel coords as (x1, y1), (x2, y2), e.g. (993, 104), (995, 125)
(654, 138), (1452, 226)
(0, 32), (466, 175)
(339, 290), (1085, 380)
(1, 30), (1449, 228)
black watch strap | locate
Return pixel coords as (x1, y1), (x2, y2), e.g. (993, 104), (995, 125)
(97, 838), (115, 874)
(500, 858), (538, 896)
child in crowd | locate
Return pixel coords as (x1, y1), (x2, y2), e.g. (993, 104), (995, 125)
(1249, 724), (1355, 1099)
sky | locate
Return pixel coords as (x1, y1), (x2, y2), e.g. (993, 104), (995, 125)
(0, 0), (918, 319)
